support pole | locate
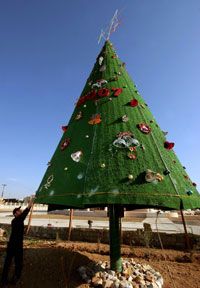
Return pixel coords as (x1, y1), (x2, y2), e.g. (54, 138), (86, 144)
(68, 209), (73, 241)
(180, 209), (191, 250)
(109, 205), (122, 272)
(26, 203), (34, 235)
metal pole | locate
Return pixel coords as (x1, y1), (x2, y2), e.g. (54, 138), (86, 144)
(109, 205), (122, 272)
(1, 184), (6, 198)
(68, 209), (73, 241)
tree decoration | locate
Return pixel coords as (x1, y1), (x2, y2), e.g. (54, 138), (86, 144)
(187, 190), (193, 196)
(112, 87), (123, 97)
(145, 169), (164, 183)
(113, 132), (140, 148)
(100, 163), (106, 168)
(88, 114), (102, 125)
(47, 162), (51, 167)
(129, 146), (136, 152)
(61, 125), (68, 132)
(98, 88), (110, 98)
(163, 169), (170, 175)
(71, 151), (83, 162)
(192, 183), (197, 187)
(43, 175), (54, 190)
(75, 111), (82, 120)
(77, 173), (84, 180)
(98, 56), (104, 65)
(92, 79), (107, 89)
(162, 131), (168, 136)
(60, 138), (70, 151)
(164, 141), (175, 150)
(122, 115), (129, 122)
(128, 174), (134, 180)
(127, 152), (137, 160)
(99, 64), (106, 72)
(137, 123), (151, 134)
(129, 99), (138, 107)
(77, 88), (113, 107)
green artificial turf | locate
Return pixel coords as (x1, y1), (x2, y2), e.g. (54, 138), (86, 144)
(35, 41), (200, 210)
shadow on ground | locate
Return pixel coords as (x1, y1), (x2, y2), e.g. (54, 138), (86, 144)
(0, 244), (93, 288)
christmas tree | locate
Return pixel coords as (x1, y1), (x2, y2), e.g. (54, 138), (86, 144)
(35, 40), (200, 271)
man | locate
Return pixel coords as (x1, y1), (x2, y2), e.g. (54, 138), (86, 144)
(1, 197), (34, 286)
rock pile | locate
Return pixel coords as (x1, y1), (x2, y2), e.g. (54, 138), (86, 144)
(78, 259), (163, 288)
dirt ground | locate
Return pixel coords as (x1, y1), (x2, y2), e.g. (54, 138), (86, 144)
(0, 240), (200, 288)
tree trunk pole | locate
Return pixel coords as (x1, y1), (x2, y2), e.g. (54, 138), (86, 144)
(109, 205), (122, 272)
(68, 209), (73, 241)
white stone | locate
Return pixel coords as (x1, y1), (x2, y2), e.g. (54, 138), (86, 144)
(103, 279), (114, 288)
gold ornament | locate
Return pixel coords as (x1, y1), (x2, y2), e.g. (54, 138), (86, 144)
(128, 174), (134, 180)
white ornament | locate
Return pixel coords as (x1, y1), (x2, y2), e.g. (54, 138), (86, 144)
(99, 56), (104, 65)
(99, 64), (106, 72)
(71, 151), (83, 162)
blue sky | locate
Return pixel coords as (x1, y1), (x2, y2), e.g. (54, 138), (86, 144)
(0, 0), (200, 200)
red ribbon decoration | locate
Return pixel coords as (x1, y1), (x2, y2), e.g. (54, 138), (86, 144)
(98, 88), (110, 98)
(112, 88), (123, 97)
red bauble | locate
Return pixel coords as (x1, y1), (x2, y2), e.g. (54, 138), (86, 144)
(164, 141), (175, 150)
(130, 99), (138, 107)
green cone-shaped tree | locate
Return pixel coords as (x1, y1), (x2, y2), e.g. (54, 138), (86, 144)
(35, 40), (200, 271)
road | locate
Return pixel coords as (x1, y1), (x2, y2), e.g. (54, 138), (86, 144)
(0, 211), (200, 235)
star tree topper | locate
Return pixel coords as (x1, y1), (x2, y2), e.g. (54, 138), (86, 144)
(98, 10), (121, 44)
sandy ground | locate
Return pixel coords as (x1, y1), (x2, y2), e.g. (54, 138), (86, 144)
(0, 240), (200, 288)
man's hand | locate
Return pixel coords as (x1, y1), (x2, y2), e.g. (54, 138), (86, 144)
(27, 196), (35, 209)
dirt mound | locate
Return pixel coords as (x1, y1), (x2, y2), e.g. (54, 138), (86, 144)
(0, 240), (200, 288)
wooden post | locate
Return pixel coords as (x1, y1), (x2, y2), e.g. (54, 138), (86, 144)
(180, 209), (191, 250)
(68, 209), (73, 241)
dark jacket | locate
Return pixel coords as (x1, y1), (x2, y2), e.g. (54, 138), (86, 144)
(8, 208), (30, 248)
